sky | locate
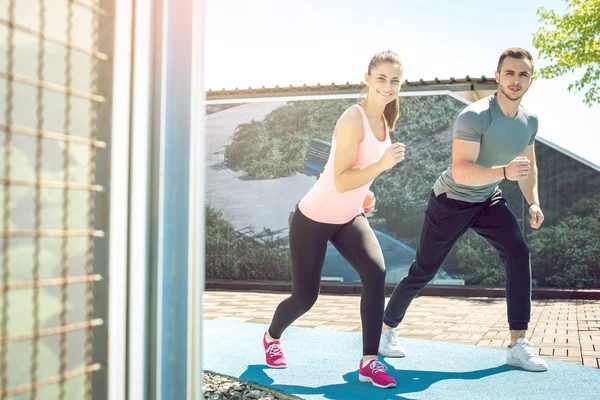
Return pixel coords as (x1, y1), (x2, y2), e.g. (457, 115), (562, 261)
(205, 0), (599, 167)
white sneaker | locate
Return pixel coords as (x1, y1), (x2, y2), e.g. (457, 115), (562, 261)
(506, 338), (548, 372)
(378, 329), (406, 358)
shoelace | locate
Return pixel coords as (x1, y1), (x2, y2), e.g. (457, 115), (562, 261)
(266, 343), (283, 357)
(386, 331), (398, 347)
(520, 341), (538, 358)
(369, 360), (388, 374)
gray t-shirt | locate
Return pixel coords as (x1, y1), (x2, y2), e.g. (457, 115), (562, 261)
(433, 93), (538, 203)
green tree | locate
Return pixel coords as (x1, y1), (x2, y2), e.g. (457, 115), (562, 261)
(532, 0), (600, 106)
(447, 197), (600, 289)
(205, 205), (291, 280)
(529, 215), (600, 288)
(227, 99), (355, 179)
(448, 230), (507, 286)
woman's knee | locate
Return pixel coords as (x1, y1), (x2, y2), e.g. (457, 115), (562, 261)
(293, 291), (319, 313)
(361, 263), (386, 286)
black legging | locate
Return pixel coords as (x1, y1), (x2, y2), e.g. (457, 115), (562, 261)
(269, 207), (386, 356)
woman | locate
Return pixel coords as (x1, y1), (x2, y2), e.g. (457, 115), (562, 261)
(263, 51), (406, 389)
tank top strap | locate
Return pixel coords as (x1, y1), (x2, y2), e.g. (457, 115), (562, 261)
(354, 104), (388, 142)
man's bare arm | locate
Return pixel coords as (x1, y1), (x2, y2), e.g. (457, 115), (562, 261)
(452, 139), (532, 186)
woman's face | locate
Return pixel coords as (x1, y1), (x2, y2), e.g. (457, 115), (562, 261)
(365, 62), (402, 105)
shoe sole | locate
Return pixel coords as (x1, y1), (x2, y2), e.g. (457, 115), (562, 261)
(358, 374), (396, 389)
(378, 350), (406, 358)
(506, 359), (548, 372)
(266, 363), (287, 369)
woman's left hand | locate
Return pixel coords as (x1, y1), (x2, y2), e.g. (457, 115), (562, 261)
(363, 190), (376, 213)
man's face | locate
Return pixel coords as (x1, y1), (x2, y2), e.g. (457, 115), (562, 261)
(495, 57), (534, 101)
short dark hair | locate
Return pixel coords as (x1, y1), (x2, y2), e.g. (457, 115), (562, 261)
(497, 48), (534, 72)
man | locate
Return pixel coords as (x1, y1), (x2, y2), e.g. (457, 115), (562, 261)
(378, 48), (548, 372)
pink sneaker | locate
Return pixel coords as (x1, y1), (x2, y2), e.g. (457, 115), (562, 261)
(263, 332), (287, 368)
(359, 359), (396, 388)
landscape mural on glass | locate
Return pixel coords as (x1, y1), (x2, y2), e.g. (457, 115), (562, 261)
(205, 95), (600, 289)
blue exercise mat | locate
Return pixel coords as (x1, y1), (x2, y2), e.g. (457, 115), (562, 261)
(203, 320), (600, 400)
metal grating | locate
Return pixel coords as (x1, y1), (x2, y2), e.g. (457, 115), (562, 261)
(0, 0), (112, 398)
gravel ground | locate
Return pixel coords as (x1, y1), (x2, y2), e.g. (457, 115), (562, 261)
(203, 372), (291, 400)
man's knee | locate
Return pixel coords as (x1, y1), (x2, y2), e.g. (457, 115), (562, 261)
(402, 265), (437, 287)
(509, 240), (530, 262)
(409, 258), (441, 281)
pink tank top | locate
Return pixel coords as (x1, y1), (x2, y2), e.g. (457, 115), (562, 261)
(298, 104), (392, 224)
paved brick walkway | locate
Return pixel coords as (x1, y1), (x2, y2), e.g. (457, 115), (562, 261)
(203, 290), (600, 368)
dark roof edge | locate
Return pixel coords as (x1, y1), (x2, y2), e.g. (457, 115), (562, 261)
(206, 76), (497, 100)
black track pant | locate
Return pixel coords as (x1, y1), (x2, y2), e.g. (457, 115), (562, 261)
(384, 190), (531, 331)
